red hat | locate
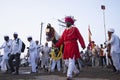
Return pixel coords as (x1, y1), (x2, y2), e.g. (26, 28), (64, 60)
(65, 16), (74, 25)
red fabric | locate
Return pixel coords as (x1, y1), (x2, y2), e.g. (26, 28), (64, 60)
(65, 17), (74, 25)
(56, 27), (86, 60)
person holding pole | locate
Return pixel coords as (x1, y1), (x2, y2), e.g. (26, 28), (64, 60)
(105, 28), (120, 73)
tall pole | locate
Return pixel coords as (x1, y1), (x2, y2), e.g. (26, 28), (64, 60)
(40, 22), (43, 45)
(101, 5), (107, 41)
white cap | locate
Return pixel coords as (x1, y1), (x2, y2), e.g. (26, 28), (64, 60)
(108, 28), (115, 33)
(13, 32), (18, 35)
(4, 35), (9, 37)
(27, 36), (32, 39)
(4, 35), (9, 38)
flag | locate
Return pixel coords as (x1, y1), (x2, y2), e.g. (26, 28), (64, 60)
(88, 25), (92, 43)
(88, 25), (93, 50)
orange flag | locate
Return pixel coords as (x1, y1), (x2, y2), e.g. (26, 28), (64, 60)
(88, 25), (92, 43)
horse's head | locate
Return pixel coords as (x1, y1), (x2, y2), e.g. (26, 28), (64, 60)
(46, 23), (55, 41)
(46, 23), (60, 44)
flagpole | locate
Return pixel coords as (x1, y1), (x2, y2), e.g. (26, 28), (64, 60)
(101, 5), (109, 66)
(101, 5), (107, 41)
(40, 22), (43, 45)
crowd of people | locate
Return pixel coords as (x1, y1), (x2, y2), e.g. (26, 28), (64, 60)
(0, 16), (120, 80)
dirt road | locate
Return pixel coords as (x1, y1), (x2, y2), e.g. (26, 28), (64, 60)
(0, 66), (120, 80)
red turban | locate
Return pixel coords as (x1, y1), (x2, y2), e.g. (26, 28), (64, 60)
(65, 16), (74, 25)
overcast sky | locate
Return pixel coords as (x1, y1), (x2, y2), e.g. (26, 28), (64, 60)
(0, 0), (120, 55)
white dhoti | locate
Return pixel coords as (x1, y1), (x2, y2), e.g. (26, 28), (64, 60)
(111, 52), (120, 70)
(51, 59), (61, 72)
(0, 59), (7, 72)
(30, 53), (37, 72)
(65, 58), (79, 78)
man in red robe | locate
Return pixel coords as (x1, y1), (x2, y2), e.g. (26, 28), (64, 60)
(54, 16), (86, 80)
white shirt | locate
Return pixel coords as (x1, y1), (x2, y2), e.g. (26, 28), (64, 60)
(107, 34), (120, 54)
(36, 45), (41, 54)
(11, 38), (22, 54)
(29, 40), (37, 54)
(42, 46), (51, 58)
(0, 39), (12, 54)
(0, 39), (12, 59)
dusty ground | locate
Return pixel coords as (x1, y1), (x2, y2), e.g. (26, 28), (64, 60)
(0, 66), (120, 80)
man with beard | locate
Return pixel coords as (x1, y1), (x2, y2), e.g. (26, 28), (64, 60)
(106, 28), (120, 73)
(53, 16), (86, 80)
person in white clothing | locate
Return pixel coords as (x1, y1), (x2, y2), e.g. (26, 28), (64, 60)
(41, 42), (51, 71)
(50, 48), (61, 72)
(27, 36), (37, 73)
(35, 40), (41, 69)
(106, 28), (120, 73)
(0, 35), (12, 72)
(9, 32), (22, 75)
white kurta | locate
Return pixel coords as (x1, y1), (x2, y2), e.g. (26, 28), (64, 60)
(29, 40), (37, 72)
(11, 38), (22, 54)
(36, 45), (41, 59)
(35, 44), (41, 65)
(41, 46), (51, 68)
(107, 34), (120, 70)
(0, 39), (12, 71)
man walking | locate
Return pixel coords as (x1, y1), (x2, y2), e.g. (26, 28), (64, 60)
(0, 35), (12, 72)
(9, 32), (22, 75)
(41, 42), (51, 71)
(106, 28), (120, 73)
(27, 36), (37, 73)
(53, 16), (86, 80)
